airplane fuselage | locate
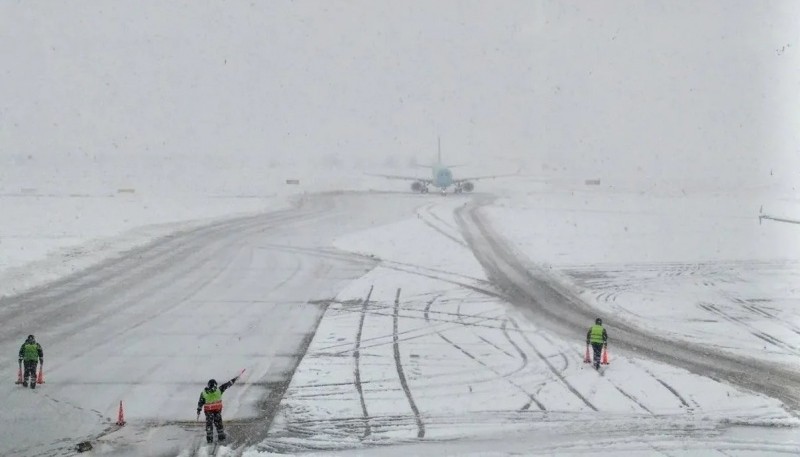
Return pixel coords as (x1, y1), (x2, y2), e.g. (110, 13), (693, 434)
(432, 166), (454, 190)
(370, 138), (483, 194)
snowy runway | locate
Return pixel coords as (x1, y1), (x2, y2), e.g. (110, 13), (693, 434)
(3, 191), (799, 456)
(0, 193), (422, 456)
(258, 194), (799, 456)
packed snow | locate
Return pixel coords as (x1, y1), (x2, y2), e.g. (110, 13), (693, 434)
(2, 0), (800, 456)
(254, 194), (800, 456)
(483, 183), (800, 369)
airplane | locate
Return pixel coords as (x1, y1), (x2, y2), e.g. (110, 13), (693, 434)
(369, 139), (515, 194)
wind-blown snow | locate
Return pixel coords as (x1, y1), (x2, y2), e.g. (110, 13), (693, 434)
(2, 0), (799, 455)
(255, 196), (799, 455)
(2, 1), (798, 180)
(483, 184), (800, 368)
(0, 164), (392, 298)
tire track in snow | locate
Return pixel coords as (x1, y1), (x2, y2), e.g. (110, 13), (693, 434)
(611, 385), (654, 415)
(698, 302), (799, 355)
(0, 207), (328, 348)
(538, 332), (570, 373)
(426, 295), (542, 410)
(456, 199), (800, 410)
(478, 334), (516, 359)
(500, 320), (530, 377)
(437, 332), (546, 411)
(353, 286), (374, 439)
(7, 210), (323, 376)
(427, 204), (461, 231)
(736, 299), (800, 337)
(423, 296), (438, 321)
(38, 233), (247, 385)
(417, 204), (469, 248)
(510, 318), (598, 411)
(629, 361), (694, 411)
(571, 345), (655, 415)
(259, 243), (494, 292)
(336, 298), (506, 328)
(325, 313), (502, 355)
(655, 379), (692, 410)
(393, 288), (425, 438)
(455, 298), (518, 363)
(318, 303), (510, 354)
(271, 255), (304, 292)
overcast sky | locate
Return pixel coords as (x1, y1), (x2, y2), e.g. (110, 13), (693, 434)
(1, 1), (798, 182)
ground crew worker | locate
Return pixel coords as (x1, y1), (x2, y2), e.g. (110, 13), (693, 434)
(18, 335), (43, 389)
(196, 375), (239, 443)
(586, 318), (608, 370)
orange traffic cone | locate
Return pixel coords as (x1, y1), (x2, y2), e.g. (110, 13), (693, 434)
(583, 345), (591, 364)
(601, 346), (610, 365)
(36, 366), (44, 384)
(116, 401), (126, 426)
(15, 367), (23, 384)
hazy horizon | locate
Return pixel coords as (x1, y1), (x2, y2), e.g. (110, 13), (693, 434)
(2, 1), (798, 186)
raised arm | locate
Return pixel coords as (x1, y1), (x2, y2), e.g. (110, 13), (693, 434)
(219, 377), (237, 393)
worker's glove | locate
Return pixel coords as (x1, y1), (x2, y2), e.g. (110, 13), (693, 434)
(196, 408), (201, 415)
(18, 358), (22, 363)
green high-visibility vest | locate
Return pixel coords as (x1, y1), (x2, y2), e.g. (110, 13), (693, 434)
(589, 325), (605, 344)
(202, 388), (223, 412)
(22, 343), (39, 362)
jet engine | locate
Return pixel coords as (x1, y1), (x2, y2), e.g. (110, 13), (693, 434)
(411, 181), (425, 193)
(461, 181), (474, 192)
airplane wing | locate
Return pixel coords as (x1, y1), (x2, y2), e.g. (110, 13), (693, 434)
(366, 173), (433, 184)
(452, 174), (522, 183)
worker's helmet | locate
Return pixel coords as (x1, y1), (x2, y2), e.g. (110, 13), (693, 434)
(207, 379), (218, 389)
(595, 318), (602, 325)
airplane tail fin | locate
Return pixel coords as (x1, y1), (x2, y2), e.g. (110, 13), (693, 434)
(438, 137), (442, 166)
(413, 136), (461, 168)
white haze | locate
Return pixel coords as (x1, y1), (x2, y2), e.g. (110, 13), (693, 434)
(2, 3), (800, 455)
(1, 0), (798, 189)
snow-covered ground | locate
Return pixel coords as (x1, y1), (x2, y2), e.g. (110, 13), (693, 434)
(3, 0), (800, 455)
(483, 183), (800, 369)
(0, 160), (409, 298)
(0, 192), (425, 456)
(3, 171), (800, 456)
(0, 193), (285, 297)
(252, 191), (800, 456)
(2, 177), (800, 456)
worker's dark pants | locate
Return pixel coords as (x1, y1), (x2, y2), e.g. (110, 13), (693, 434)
(204, 412), (226, 442)
(591, 343), (604, 368)
(23, 360), (38, 383)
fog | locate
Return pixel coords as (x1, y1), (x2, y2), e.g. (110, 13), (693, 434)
(1, 1), (798, 187)
(3, 4), (800, 455)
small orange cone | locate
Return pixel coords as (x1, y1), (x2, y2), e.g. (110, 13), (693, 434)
(583, 345), (591, 364)
(36, 366), (44, 384)
(116, 401), (126, 426)
(601, 346), (610, 365)
(15, 367), (23, 385)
